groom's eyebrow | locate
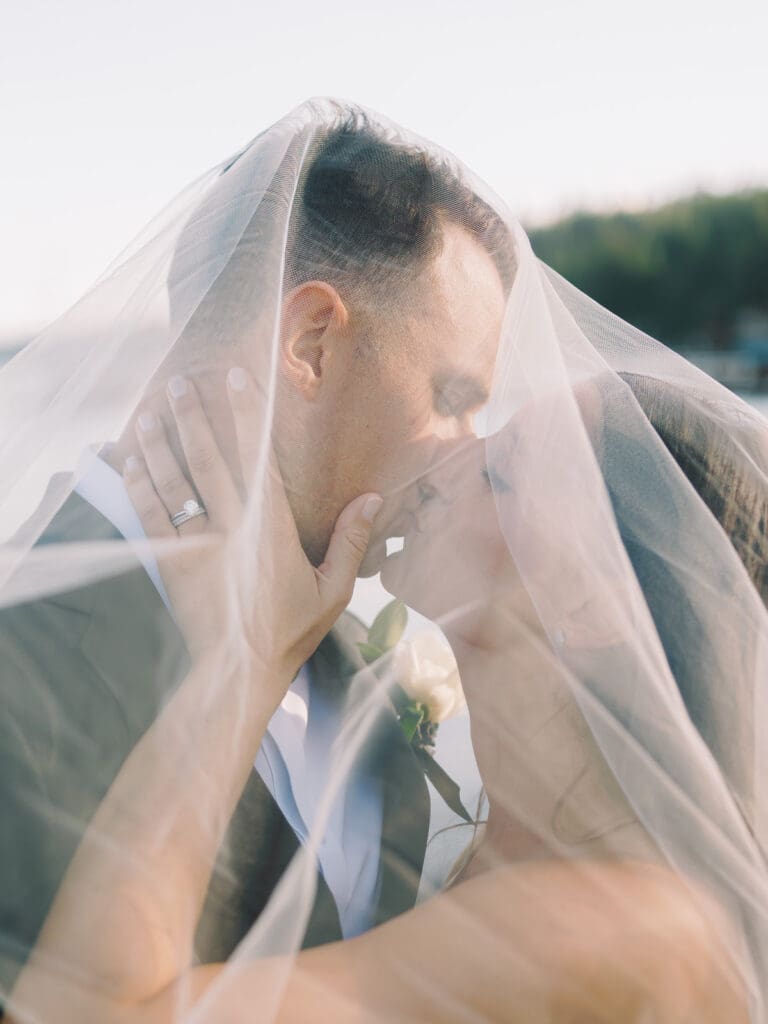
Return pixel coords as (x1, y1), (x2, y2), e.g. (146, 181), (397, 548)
(432, 371), (490, 416)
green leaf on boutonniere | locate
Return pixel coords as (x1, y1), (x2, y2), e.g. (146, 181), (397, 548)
(415, 748), (473, 823)
(368, 599), (408, 652)
(389, 682), (412, 715)
(356, 641), (384, 664)
(398, 705), (425, 743)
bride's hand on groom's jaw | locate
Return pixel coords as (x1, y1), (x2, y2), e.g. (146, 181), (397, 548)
(124, 369), (383, 690)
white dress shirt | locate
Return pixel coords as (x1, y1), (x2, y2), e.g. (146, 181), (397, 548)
(73, 448), (383, 937)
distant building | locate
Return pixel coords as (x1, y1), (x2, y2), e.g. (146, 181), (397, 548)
(0, 345), (23, 368)
(683, 350), (761, 391)
(678, 308), (768, 392)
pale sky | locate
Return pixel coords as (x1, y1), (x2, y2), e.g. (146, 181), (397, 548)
(2, 0), (767, 335)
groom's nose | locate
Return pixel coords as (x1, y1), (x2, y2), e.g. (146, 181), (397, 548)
(424, 409), (476, 442)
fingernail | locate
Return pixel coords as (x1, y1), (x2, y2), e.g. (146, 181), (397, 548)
(228, 367), (247, 391)
(124, 455), (141, 475)
(168, 375), (187, 399)
(138, 412), (155, 432)
(362, 495), (383, 523)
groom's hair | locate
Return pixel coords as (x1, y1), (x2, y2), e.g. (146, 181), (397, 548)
(167, 111), (515, 344)
(285, 114), (516, 302)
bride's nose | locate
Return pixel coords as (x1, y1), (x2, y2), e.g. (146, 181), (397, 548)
(397, 437), (479, 520)
(422, 437), (481, 489)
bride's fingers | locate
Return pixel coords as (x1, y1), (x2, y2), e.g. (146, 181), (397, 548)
(226, 366), (298, 548)
(227, 367), (268, 487)
(123, 456), (176, 539)
(135, 412), (207, 535)
(166, 376), (240, 527)
(315, 493), (383, 613)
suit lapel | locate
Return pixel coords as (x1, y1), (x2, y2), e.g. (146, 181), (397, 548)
(52, 495), (193, 744)
(372, 714), (431, 924)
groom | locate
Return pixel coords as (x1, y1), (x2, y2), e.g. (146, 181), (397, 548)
(0, 120), (512, 985)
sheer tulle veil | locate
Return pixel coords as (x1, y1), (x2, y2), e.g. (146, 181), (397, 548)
(1, 97), (767, 1021)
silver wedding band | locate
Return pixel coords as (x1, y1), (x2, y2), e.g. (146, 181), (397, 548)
(170, 498), (207, 529)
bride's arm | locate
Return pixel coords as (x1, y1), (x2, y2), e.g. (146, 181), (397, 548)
(21, 859), (744, 1024)
(8, 373), (384, 1019)
(11, 565), (380, 1020)
(12, 644), (285, 1013)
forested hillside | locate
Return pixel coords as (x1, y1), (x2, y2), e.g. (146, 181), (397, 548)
(528, 190), (768, 349)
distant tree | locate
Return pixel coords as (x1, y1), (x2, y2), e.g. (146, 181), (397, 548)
(527, 190), (768, 349)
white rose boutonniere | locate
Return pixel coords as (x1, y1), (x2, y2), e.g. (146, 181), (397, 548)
(358, 600), (472, 822)
(394, 631), (467, 740)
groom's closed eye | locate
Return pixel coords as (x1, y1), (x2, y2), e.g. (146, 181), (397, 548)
(432, 372), (489, 419)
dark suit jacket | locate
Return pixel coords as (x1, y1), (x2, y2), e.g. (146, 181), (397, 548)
(0, 493), (430, 989)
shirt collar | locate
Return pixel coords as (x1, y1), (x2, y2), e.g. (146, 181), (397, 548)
(73, 445), (173, 611)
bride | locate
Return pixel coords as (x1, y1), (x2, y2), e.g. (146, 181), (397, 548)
(7, 371), (752, 1024)
(2, 99), (766, 1022)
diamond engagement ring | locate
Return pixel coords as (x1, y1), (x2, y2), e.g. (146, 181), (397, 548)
(170, 498), (207, 528)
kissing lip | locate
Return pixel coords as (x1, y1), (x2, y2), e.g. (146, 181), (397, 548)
(370, 502), (412, 545)
(383, 509), (418, 546)
(358, 507), (413, 577)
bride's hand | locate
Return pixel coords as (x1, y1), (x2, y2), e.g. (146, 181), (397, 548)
(124, 369), (382, 681)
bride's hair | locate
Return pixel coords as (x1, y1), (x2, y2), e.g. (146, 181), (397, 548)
(604, 373), (768, 827)
(625, 373), (768, 605)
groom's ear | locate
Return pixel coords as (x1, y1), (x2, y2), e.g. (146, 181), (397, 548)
(280, 282), (349, 398)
